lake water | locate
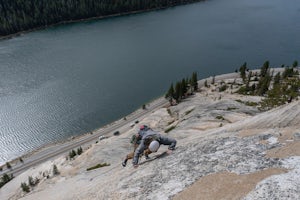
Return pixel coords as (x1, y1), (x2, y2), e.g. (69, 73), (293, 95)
(0, 0), (299, 165)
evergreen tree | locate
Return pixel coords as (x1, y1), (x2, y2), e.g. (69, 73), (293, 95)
(211, 76), (215, 85)
(77, 146), (83, 155)
(245, 71), (252, 92)
(28, 176), (35, 186)
(260, 61), (270, 77)
(282, 66), (295, 78)
(292, 60), (298, 68)
(165, 83), (174, 100)
(53, 164), (60, 175)
(181, 78), (187, 96)
(257, 72), (271, 96)
(21, 182), (30, 193)
(6, 162), (11, 169)
(204, 80), (208, 87)
(273, 72), (281, 86)
(69, 149), (77, 159)
(174, 82), (182, 102)
(0, 173), (14, 188)
(239, 62), (247, 81)
(191, 72), (198, 91)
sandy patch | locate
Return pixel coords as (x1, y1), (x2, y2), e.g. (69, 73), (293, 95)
(191, 122), (224, 131)
(237, 128), (268, 138)
(172, 168), (287, 200)
(276, 128), (297, 143)
(266, 141), (300, 158)
(238, 127), (300, 159)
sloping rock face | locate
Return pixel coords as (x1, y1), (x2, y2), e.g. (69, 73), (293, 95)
(229, 100), (300, 130)
(1, 89), (300, 200)
(117, 134), (283, 200)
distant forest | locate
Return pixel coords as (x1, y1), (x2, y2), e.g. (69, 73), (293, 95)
(0, 0), (203, 37)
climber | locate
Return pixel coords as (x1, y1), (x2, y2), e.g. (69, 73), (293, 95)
(132, 126), (176, 168)
(122, 125), (152, 167)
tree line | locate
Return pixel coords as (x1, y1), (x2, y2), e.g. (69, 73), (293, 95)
(0, 0), (204, 37)
(165, 72), (198, 104)
(237, 60), (300, 109)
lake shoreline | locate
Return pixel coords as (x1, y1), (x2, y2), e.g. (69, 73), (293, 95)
(0, 94), (168, 170)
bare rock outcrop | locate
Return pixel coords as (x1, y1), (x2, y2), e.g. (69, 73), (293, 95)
(1, 87), (299, 200)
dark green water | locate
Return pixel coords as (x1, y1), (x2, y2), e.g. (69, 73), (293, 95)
(0, 0), (299, 164)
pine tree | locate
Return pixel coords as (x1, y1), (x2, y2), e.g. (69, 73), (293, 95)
(174, 82), (182, 102)
(53, 164), (60, 175)
(165, 83), (174, 99)
(204, 80), (208, 87)
(257, 72), (271, 96)
(6, 162), (11, 170)
(260, 61), (270, 77)
(77, 146), (83, 155)
(1, 173), (13, 186)
(191, 72), (198, 91)
(211, 76), (215, 85)
(273, 72), (281, 86)
(69, 149), (77, 159)
(28, 176), (34, 186)
(181, 78), (187, 96)
(239, 62), (247, 81)
(245, 71), (252, 92)
(21, 182), (30, 193)
(292, 60), (298, 68)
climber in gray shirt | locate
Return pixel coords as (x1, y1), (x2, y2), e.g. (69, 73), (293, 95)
(132, 125), (177, 167)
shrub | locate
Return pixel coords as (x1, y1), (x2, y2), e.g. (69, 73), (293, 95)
(244, 101), (258, 107)
(77, 147), (83, 155)
(211, 76), (215, 85)
(227, 107), (237, 111)
(292, 60), (298, 68)
(165, 126), (176, 133)
(261, 76), (300, 109)
(69, 150), (77, 159)
(239, 62), (247, 81)
(86, 163), (110, 171)
(216, 115), (225, 120)
(6, 162), (12, 169)
(219, 84), (227, 92)
(236, 86), (248, 94)
(53, 164), (60, 175)
(185, 109), (194, 115)
(204, 80), (208, 87)
(167, 108), (172, 116)
(0, 173), (14, 188)
(21, 182), (30, 193)
(28, 176), (34, 186)
(28, 176), (39, 187)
